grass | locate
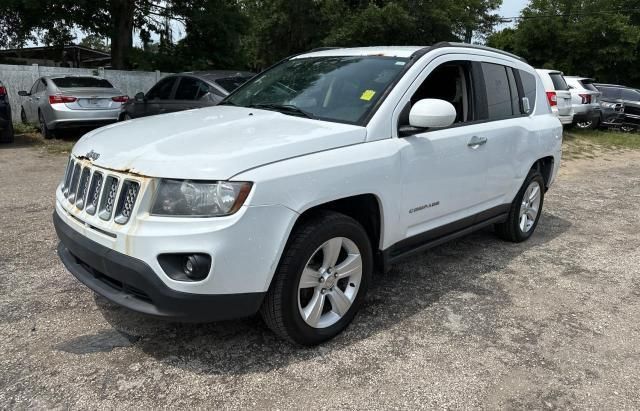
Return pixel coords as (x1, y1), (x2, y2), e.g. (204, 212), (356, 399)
(561, 128), (639, 160)
(10, 123), (79, 155)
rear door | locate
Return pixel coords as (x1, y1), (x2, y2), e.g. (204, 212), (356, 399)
(476, 63), (532, 206)
(549, 72), (572, 116)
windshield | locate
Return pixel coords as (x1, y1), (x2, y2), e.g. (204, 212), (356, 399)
(52, 77), (113, 88)
(225, 56), (409, 124)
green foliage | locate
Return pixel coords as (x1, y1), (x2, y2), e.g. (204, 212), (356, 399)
(487, 0), (640, 87)
(1, 0), (503, 71)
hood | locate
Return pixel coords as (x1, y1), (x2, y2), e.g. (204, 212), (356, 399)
(72, 106), (366, 180)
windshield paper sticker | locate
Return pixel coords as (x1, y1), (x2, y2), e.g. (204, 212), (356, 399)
(360, 90), (376, 101)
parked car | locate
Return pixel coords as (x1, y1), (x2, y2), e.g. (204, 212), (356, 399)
(18, 76), (128, 139)
(0, 79), (14, 143)
(119, 71), (254, 120)
(564, 76), (601, 129)
(595, 83), (640, 131)
(54, 43), (562, 345)
(536, 69), (573, 125)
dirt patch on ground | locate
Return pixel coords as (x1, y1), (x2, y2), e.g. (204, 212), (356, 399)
(1, 144), (639, 408)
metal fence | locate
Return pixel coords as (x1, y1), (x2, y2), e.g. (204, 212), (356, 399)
(0, 64), (172, 121)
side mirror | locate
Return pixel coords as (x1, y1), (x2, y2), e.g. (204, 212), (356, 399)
(409, 99), (457, 129)
(18, 90), (29, 97)
(134, 92), (145, 102)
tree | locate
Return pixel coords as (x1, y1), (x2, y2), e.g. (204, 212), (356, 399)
(487, 0), (640, 87)
(79, 34), (110, 52)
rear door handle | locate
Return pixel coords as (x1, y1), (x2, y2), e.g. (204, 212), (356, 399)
(467, 136), (487, 148)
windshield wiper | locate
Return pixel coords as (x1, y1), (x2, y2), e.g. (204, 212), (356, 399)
(218, 100), (235, 106)
(248, 103), (315, 119)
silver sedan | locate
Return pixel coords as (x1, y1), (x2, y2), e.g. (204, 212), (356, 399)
(19, 76), (128, 139)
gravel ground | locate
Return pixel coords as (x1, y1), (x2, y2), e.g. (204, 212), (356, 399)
(1, 139), (639, 409)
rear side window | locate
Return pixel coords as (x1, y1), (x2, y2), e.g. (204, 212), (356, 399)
(579, 80), (599, 92)
(549, 73), (568, 91)
(215, 76), (252, 93)
(147, 77), (177, 100)
(481, 63), (514, 119)
(52, 77), (112, 88)
(518, 70), (537, 114)
(174, 77), (211, 100)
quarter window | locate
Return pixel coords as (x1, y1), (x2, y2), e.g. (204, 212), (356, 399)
(481, 63), (513, 119)
(518, 70), (537, 114)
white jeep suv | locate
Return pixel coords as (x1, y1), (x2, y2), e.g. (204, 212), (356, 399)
(54, 43), (562, 345)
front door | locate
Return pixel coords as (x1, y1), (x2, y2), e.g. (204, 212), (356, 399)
(396, 57), (489, 239)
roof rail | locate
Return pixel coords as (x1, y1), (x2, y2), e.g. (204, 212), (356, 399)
(308, 47), (341, 52)
(430, 42), (527, 63)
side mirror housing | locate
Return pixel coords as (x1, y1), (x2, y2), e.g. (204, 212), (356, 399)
(409, 99), (457, 129)
(134, 92), (145, 102)
(18, 90), (29, 97)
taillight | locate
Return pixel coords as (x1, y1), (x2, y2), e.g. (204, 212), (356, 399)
(49, 95), (77, 104)
(546, 91), (557, 107)
(111, 95), (129, 102)
(0, 86), (6, 96)
(579, 94), (591, 104)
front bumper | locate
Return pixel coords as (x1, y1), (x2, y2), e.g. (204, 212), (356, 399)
(54, 212), (266, 321)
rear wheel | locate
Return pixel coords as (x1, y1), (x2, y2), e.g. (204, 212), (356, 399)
(38, 111), (54, 140)
(261, 211), (372, 345)
(495, 170), (545, 243)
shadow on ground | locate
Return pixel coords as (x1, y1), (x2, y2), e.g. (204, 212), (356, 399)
(82, 211), (572, 376)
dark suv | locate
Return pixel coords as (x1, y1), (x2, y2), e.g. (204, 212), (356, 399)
(595, 83), (640, 131)
(0, 79), (14, 143)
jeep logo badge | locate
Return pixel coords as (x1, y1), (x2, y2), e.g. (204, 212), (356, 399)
(86, 150), (100, 161)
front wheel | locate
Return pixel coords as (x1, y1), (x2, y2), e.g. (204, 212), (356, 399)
(261, 211), (372, 345)
(495, 170), (545, 242)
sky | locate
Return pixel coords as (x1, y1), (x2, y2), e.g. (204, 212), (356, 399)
(498, 0), (529, 20)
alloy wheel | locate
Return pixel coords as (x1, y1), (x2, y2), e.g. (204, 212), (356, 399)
(519, 181), (542, 233)
(297, 237), (362, 329)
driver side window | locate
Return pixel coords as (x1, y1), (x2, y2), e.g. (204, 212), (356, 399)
(398, 61), (474, 136)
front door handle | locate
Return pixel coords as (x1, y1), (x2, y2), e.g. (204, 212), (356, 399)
(467, 136), (487, 148)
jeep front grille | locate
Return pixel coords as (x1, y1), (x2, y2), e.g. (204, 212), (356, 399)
(60, 157), (141, 225)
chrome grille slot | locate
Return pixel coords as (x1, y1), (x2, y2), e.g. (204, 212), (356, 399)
(62, 157), (74, 194)
(75, 168), (91, 209)
(85, 172), (103, 215)
(114, 180), (140, 224)
(99, 176), (119, 221)
(67, 163), (82, 202)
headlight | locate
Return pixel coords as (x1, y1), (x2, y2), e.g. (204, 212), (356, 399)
(151, 179), (252, 217)
(601, 102), (619, 109)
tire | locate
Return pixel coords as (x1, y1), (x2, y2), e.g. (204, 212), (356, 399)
(495, 169), (545, 243)
(20, 108), (27, 124)
(38, 111), (54, 140)
(0, 122), (14, 144)
(260, 211), (373, 345)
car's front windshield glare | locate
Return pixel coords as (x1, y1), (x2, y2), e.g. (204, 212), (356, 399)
(226, 56), (409, 124)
